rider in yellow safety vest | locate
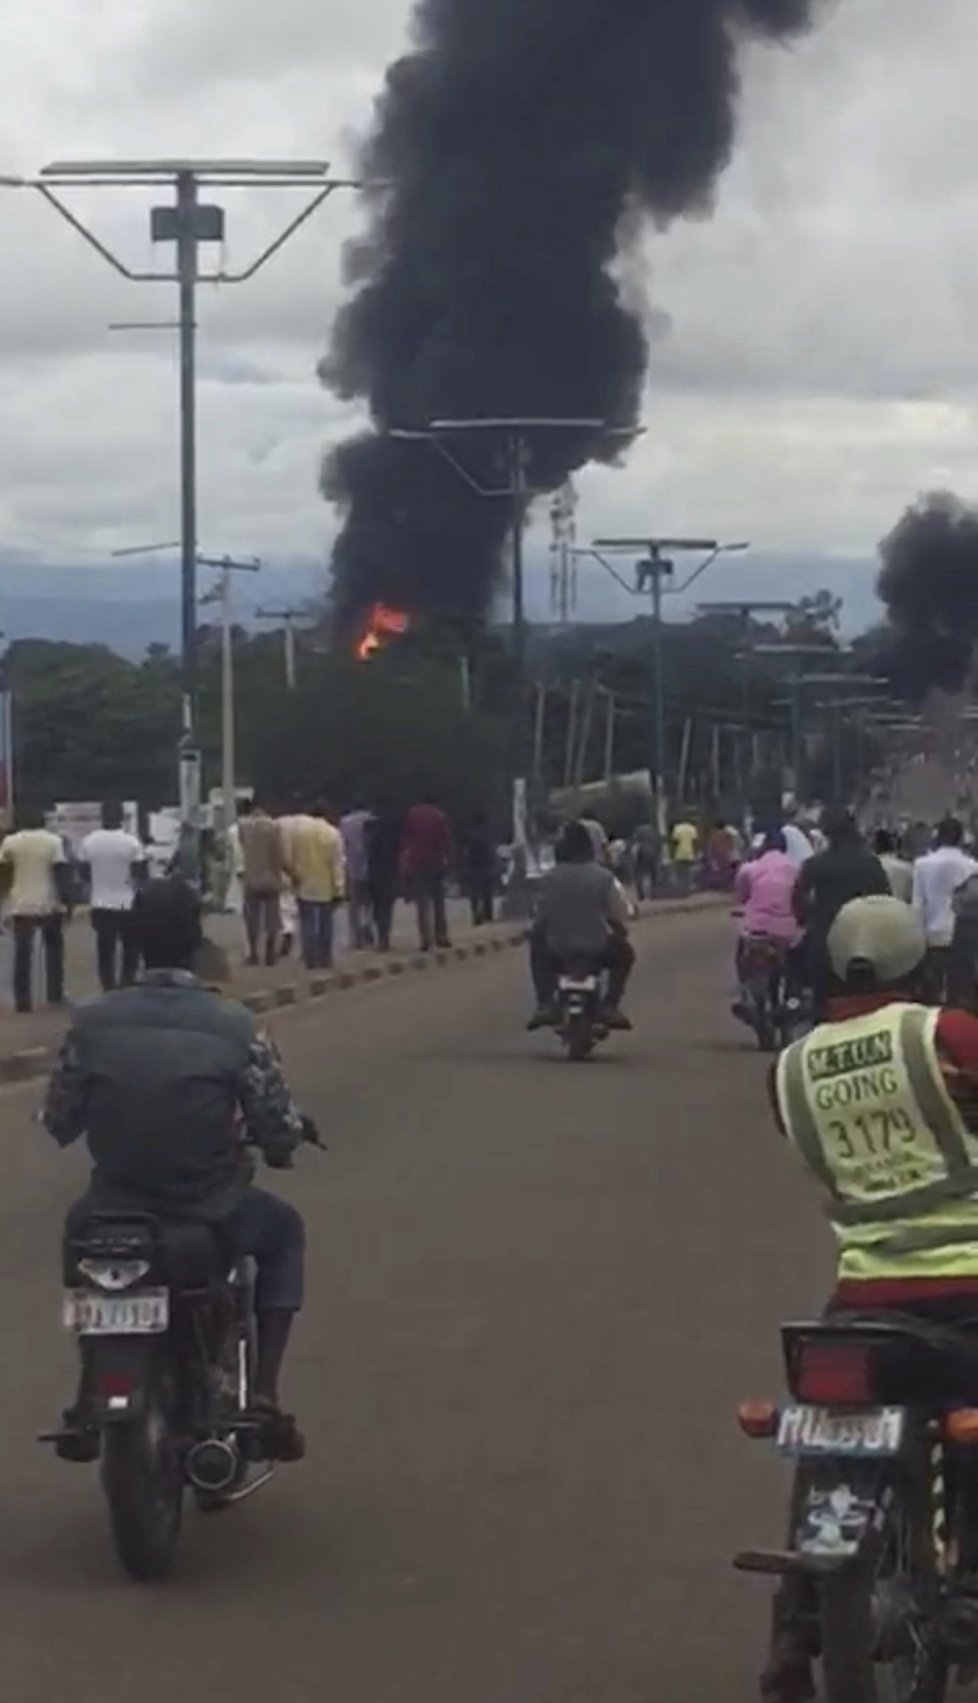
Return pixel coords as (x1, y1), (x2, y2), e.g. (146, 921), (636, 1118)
(762, 894), (978, 1701)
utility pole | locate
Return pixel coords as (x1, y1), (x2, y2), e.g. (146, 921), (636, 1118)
(256, 607), (309, 690)
(389, 418), (638, 908)
(198, 555), (261, 831)
(589, 538), (750, 835)
(1, 158), (362, 872)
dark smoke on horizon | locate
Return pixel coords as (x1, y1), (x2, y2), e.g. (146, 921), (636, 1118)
(321, 0), (828, 630)
(877, 493), (978, 700)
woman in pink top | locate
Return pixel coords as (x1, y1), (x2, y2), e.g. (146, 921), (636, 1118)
(732, 829), (803, 1018)
(734, 829), (803, 947)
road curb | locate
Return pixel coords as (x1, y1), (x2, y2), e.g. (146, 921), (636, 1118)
(0, 896), (723, 1087)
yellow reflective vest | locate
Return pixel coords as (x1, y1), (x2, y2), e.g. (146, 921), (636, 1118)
(775, 1003), (978, 1281)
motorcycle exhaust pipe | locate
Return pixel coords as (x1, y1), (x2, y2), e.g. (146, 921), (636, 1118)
(186, 1437), (239, 1494)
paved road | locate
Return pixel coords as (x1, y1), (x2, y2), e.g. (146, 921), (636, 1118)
(0, 909), (832, 1702)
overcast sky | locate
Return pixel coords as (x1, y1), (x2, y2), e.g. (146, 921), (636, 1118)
(0, 0), (975, 625)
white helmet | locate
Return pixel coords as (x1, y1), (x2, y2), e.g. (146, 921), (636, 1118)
(828, 896), (926, 988)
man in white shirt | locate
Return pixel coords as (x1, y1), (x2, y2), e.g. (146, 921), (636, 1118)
(0, 808), (70, 1012)
(80, 802), (147, 991)
(912, 816), (978, 1002)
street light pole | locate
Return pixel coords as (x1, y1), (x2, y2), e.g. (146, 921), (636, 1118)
(176, 171), (198, 749)
(389, 417), (639, 876)
(2, 156), (363, 872)
(590, 537), (750, 831)
(198, 556), (261, 831)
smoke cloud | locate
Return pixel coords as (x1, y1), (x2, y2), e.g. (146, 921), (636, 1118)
(877, 493), (978, 699)
(321, 0), (831, 629)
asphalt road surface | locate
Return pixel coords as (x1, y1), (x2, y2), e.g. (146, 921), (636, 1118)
(0, 908), (833, 1703)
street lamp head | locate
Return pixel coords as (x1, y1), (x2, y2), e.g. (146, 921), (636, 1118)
(40, 158), (334, 180)
(0, 174), (28, 188)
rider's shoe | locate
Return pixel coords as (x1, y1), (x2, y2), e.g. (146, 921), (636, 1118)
(254, 1397), (306, 1463)
(760, 1650), (815, 1702)
(55, 1405), (100, 1464)
(527, 1007), (559, 1031)
(603, 1006), (633, 1032)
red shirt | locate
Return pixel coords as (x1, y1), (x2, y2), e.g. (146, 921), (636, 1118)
(774, 994), (978, 1304)
(400, 804), (455, 879)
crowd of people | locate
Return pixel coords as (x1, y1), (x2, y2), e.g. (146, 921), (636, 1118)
(0, 794), (506, 1013)
(732, 806), (978, 1020)
(226, 796), (498, 968)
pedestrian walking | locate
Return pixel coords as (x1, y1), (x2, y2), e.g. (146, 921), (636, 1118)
(0, 807), (72, 1012)
(340, 803), (376, 948)
(237, 798), (285, 967)
(401, 795), (454, 951)
(631, 821), (661, 901)
(461, 810), (496, 927)
(913, 817), (978, 1005)
(670, 815), (699, 896)
(288, 802), (346, 970)
(80, 801), (147, 991)
(366, 804), (401, 952)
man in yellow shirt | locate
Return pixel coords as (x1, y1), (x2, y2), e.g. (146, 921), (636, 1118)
(285, 803), (346, 970)
(670, 817), (699, 896)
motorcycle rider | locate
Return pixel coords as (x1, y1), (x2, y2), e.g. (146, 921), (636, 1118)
(43, 877), (311, 1465)
(762, 894), (978, 1700)
(527, 820), (635, 1031)
(732, 828), (802, 1021)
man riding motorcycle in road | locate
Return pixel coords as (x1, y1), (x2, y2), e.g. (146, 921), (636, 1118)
(43, 877), (312, 1465)
(762, 894), (978, 1701)
(732, 828), (803, 1022)
(527, 820), (635, 1031)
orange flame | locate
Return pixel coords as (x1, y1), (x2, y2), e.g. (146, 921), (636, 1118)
(356, 602), (410, 661)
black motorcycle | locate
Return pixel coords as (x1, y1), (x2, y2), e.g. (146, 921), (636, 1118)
(734, 1312), (978, 1702)
(42, 1135), (320, 1581)
(555, 962), (610, 1062)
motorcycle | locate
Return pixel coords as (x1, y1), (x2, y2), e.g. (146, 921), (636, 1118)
(739, 932), (803, 1053)
(734, 1311), (978, 1702)
(556, 962), (609, 1062)
(41, 1130), (321, 1582)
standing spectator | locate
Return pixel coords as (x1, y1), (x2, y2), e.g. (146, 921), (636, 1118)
(0, 807), (71, 1012)
(580, 816), (610, 865)
(340, 803), (376, 949)
(366, 804), (402, 952)
(873, 828), (913, 904)
(631, 821), (661, 900)
(670, 815), (699, 896)
(401, 795), (455, 951)
(80, 802), (147, 991)
(462, 810), (496, 927)
(238, 798), (285, 967)
(288, 802), (346, 970)
(912, 817), (978, 1004)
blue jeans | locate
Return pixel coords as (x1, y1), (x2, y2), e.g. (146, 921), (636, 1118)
(298, 899), (335, 969)
(234, 1187), (305, 1313)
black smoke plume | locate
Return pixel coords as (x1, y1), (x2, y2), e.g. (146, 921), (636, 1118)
(877, 493), (978, 699)
(321, 0), (828, 631)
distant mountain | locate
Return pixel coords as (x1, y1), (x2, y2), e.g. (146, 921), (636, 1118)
(0, 547), (880, 655)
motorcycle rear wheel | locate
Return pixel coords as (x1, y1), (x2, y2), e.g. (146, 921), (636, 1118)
(101, 1398), (183, 1582)
(817, 1483), (948, 1703)
(564, 1016), (594, 1062)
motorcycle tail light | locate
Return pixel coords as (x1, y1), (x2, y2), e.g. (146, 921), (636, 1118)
(946, 1409), (978, 1445)
(796, 1342), (874, 1404)
(737, 1399), (779, 1438)
(78, 1259), (151, 1291)
(97, 1371), (135, 1399)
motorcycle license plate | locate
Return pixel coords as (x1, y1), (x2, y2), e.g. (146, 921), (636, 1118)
(63, 1288), (170, 1335)
(559, 978), (599, 992)
(777, 1404), (905, 1458)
